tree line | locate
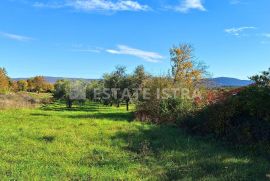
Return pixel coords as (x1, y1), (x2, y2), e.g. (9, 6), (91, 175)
(0, 70), (53, 94)
(53, 65), (149, 110)
(1, 43), (270, 144)
(1, 44), (208, 111)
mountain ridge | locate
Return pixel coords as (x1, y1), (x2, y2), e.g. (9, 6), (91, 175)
(210, 77), (253, 87)
(12, 76), (253, 87)
(13, 76), (96, 83)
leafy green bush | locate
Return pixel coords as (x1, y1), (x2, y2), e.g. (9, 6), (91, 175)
(135, 76), (199, 124)
(159, 98), (195, 124)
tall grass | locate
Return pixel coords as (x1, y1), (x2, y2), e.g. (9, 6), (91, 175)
(0, 92), (52, 109)
(0, 102), (269, 180)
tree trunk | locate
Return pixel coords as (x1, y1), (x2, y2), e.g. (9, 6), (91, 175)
(126, 100), (129, 111)
(67, 99), (72, 108)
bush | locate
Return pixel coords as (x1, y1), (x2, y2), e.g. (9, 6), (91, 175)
(135, 76), (199, 124)
(184, 85), (270, 144)
(159, 97), (195, 124)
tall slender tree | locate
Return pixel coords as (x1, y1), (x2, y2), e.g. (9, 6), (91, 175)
(0, 68), (10, 93)
(170, 44), (203, 87)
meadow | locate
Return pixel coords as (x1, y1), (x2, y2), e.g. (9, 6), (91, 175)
(0, 102), (269, 180)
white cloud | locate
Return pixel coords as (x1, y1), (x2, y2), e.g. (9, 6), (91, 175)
(174, 0), (206, 13)
(225, 26), (256, 36)
(70, 0), (149, 11)
(0, 32), (33, 41)
(33, 0), (149, 12)
(106, 45), (164, 63)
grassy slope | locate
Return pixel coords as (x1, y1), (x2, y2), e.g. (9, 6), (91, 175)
(0, 102), (269, 180)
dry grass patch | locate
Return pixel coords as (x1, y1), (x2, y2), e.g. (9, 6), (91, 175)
(0, 92), (52, 109)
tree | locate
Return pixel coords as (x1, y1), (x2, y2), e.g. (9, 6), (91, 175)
(17, 80), (28, 91)
(0, 68), (10, 93)
(103, 73), (116, 106)
(135, 44), (208, 123)
(101, 66), (136, 110)
(54, 80), (67, 99)
(66, 81), (87, 107)
(27, 76), (52, 93)
(31, 76), (46, 93)
(130, 65), (150, 104)
(114, 66), (128, 108)
(250, 68), (270, 87)
(11, 81), (19, 92)
(86, 80), (104, 101)
(54, 80), (86, 108)
(103, 66), (127, 107)
(170, 44), (204, 87)
(132, 65), (149, 89)
(44, 83), (54, 93)
(120, 75), (133, 111)
(27, 79), (35, 92)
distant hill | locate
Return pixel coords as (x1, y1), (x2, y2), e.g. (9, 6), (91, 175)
(13, 76), (98, 84)
(210, 77), (253, 87)
(13, 76), (253, 87)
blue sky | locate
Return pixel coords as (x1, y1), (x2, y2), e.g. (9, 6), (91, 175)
(0, 0), (269, 79)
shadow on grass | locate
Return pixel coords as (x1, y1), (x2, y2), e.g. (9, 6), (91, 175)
(65, 112), (135, 122)
(39, 102), (135, 122)
(41, 104), (103, 112)
(40, 102), (111, 112)
(111, 125), (270, 180)
(39, 135), (55, 143)
(30, 113), (51, 117)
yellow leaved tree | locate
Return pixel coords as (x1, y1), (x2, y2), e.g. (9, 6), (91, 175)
(0, 68), (10, 93)
(170, 44), (204, 88)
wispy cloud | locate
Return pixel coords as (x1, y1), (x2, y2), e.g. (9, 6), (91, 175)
(262, 33), (270, 38)
(230, 0), (249, 5)
(71, 49), (102, 53)
(260, 33), (270, 44)
(33, 2), (65, 8)
(225, 26), (256, 36)
(0, 32), (33, 41)
(71, 0), (149, 11)
(173, 0), (206, 13)
(230, 0), (241, 5)
(33, 0), (150, 12)
(260, 41), (270, 45)
(106, 45), (164, 63)
(71, 45), (103, 53)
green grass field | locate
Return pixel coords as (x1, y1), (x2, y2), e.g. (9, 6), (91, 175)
(0, 102), (269, 180)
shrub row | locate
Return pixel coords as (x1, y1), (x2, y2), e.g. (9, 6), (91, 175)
(183, 86), (270, 144)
